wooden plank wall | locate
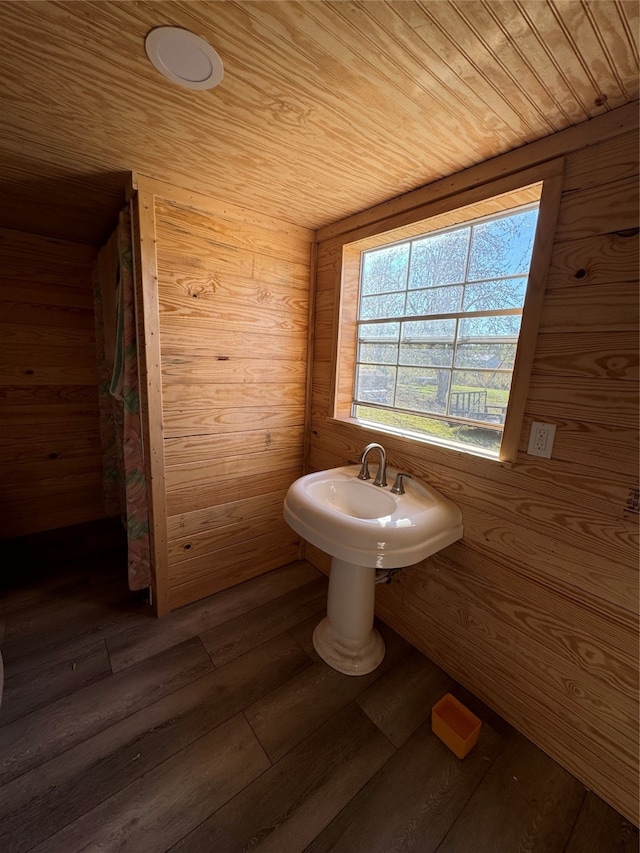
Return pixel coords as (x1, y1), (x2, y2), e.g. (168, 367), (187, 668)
(139, 183), (313, 610)
(307, 121), (639, 822)
(0, 227), (108, 538)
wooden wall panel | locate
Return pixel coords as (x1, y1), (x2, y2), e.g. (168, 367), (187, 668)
(562, 129), (640, 192)
(532, 332), (638, 381)
(517, 416), (637, 479)
(148, 187), (312, 610)
(308, 117), (639, 823)
(545, 231), (639, 288)
(0, 227), (107, 538)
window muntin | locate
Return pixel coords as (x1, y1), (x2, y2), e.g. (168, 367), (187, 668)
(352, 204), (539, 456)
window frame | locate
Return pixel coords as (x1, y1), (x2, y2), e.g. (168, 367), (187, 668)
(330, 159), (565, 464)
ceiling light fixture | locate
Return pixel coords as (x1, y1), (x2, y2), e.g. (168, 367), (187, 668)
(145, 26), (224, 90)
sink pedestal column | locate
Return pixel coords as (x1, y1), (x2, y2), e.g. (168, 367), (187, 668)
(312, 557), (385, 676)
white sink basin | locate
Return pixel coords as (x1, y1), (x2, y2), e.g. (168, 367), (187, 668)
(284, 465), (463, 568)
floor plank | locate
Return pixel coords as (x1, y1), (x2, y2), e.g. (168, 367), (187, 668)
(200, 577), (327, 666)
(3, 573), (130, 644)
(0, 638), (111, 725)
(0, 636), (212, 785)
(306, 714), (505, 853)
(0, 572), (88, 618)
(245, 621), (410, 762)
(32, 714), (270, 853)
(564, 791), (639, 852)
(436, 733), (586, 853)
(0, 554), (632, 851)
(107, 560), (321, 672)
(288, 610), (324, 662)
(0, 633), (308, 853)
(1, 579), (146, 676)
(356, 647), (455, 747)
(172, 703), (395, 853)
(0, 550), (121, 618)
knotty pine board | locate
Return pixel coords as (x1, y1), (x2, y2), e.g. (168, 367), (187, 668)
(166, 461), (299, 514)
(525, 374), (638, 428)
(562, 130), (640, 192)
(539, 281), (638, 332)
(166, 490), (290, 541)
(532, 332), (638, 381)
(554, 176), (639, 242)
(154, 201), (311, 266)
(517, 416), (637, 478)
(545, 231), (639, 288)
(148, 190), (312, 609)
(166, 467), (302, 518)
(169, 543), (301, 611)
(162, 404), (305, 441)
(163, 426), (305, 467)
(161, 357), (307, 386)
(0, 228), (105, 538)
(168, 515), (296, 567)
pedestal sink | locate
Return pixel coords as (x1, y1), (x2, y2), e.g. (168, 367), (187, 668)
(283, 464), (463, 675)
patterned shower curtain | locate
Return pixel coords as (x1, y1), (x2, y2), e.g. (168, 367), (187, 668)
(94, 206), (151, 591)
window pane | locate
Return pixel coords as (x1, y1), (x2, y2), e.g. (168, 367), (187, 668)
(395, 366), (451, 415)
(459, 315), (521, 340)
(400, 342), (454, 367)
(406, 285), (462, 317)
(359, 342), (398, 364)
(354, 405), (502, 454)
(408, 228), (469, 288)
(355, 364), (396, 406)
(462, 277), (527, 313)
(467, 209), (538, 281)
(400, 319), (456, 367)
(449, 370), (511, 424)
(453, 369), (512, 395)
(402, 319), (456, 341)
(454, 342), (517, 370)
(359, 322), (400, 340)
(360, 292), (405, 320)
(361, 244), (410, 295)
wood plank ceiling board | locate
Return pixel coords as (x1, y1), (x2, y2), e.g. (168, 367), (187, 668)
(0, 0), (637, 244)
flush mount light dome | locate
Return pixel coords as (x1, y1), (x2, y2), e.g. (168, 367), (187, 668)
(145, 26), (223, 90)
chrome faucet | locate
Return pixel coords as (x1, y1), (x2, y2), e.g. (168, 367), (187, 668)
(358, 442), (387, 487)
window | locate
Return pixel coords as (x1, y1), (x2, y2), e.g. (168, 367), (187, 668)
(353, 204), (539, 456)
(332, 162), (564, 463)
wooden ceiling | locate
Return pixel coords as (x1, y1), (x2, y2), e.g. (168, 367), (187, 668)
(0, 0), (637, 244)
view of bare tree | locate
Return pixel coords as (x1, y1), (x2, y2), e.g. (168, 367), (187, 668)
(355, 204), (539, 444)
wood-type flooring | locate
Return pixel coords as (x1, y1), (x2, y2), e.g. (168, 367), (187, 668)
(0, 550), (637, 852)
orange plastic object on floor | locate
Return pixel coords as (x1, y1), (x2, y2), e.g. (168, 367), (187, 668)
(432, 693), (482, 759)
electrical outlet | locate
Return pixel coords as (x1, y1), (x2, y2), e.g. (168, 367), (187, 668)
(527, 421), (556, 458)
(534, 426), (548, 452)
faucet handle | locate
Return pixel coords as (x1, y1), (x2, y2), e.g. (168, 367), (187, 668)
(390, 472), (413, 495)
